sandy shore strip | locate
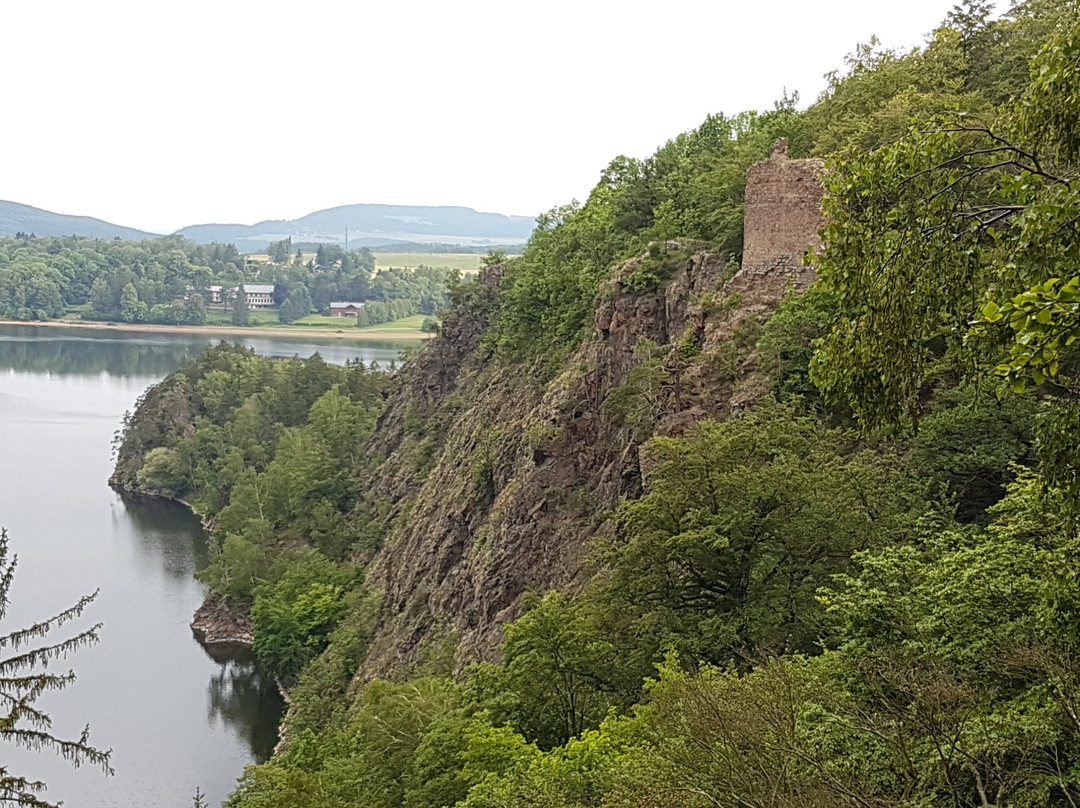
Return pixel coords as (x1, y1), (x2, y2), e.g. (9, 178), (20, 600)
(0, 319), (434, 341)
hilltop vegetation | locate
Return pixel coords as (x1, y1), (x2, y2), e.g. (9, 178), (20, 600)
(110, 3), (1080, 807)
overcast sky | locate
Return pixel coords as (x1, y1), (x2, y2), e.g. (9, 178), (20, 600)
(3, 0), (983, 233)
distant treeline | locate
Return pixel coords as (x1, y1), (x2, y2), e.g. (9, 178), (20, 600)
(0, 235), (454, 326)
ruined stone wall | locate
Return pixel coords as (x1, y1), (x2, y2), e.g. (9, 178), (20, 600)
(732, 139), (825, 291)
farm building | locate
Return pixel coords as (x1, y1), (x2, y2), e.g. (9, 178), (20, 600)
(329, 301), (366, 317)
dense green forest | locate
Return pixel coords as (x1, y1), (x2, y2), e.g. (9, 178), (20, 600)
(108, 2), (1080, 806)
(0, 234), (452, 325)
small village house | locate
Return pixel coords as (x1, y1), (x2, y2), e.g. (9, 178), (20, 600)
(329, 301), (366, 317)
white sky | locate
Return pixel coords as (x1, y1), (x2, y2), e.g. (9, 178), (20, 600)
(3, 0), (981, 233)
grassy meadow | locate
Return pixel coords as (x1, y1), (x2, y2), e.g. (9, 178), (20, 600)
(373, 252), (482, 272)
(247, 251), (482, 272)
(199, 308), (433, 337)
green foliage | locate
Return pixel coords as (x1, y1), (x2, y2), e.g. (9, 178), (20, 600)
(201, 532), (270, 601)
(119, 282), (147, 323)
(113, 343), (389, 612)
(251, 551), (353, 682)
(481, 249), (508, 267)
(806, 2), (1073, 156)
(284, 589), (381, 739)
(0, 232), (455, 328)
(599, 338), (670, 440)
(614, 656), (846, 808)
(809, 28), (985, 157)
(278, 284), (313, 324)
(1016, 8), (1080, 162)
(910, 383), (1035, 522)
(133, 446), (188, 496)
(812, 10), (1080, 496)
(226, 677), (463, 808)
(620, 245), (689, 294)
(603, 400), (931, 666)
(755, 283), (840, 402)
(810, 122), (996, 428)
(457, 719), (633, 808)
(231, 286), (250, 325)
(470, 592), (623, 749)
(0, 234), (240, 322)
(451, 480), (1080, 808)
(807, 480), (1080, 806)
(647, 108), (812, 248)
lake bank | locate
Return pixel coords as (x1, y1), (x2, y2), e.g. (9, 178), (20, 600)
(109, 483), (253, 653)
(0, 326), (405, 806)
(0, 318), (435, 341)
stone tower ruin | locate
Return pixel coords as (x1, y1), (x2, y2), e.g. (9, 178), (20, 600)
(732, 138), (825, 291)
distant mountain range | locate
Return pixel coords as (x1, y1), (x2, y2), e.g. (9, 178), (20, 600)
(0, 200), (535, 251)
(0, 200), (157, 241)
(177, 204), (536, 251)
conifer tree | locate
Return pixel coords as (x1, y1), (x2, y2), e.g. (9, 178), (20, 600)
(231, 286), (249, 326)
(0, 528), (112, 807)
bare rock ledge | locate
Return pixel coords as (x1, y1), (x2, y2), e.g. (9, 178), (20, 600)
(190, 592), (253, 650)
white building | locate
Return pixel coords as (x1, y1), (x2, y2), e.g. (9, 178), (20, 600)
(243, 284), (275, 308)
(201, 284), (276, 309)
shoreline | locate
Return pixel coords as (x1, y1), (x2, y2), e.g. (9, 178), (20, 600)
(0, 318), (434, 342)
(111, 483), (252, 649)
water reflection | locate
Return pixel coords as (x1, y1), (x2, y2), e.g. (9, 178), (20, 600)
(119, 492), (211, 579)
(0, 323), (412, 374)
(207, 660), (285, 764)
(118, 491), (285, 764)
(0, 330), (198, 376)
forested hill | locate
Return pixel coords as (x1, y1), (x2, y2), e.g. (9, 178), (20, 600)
(0, 199), (156, 241)
(176, 204), (536, 250)
(111, 3), (1080, 807)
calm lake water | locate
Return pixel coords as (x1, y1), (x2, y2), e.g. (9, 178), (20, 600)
(0, 324), (408, 807)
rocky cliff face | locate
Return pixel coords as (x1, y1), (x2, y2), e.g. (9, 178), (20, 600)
(356, 257), (810, 677)
(347, 142), (826, 679)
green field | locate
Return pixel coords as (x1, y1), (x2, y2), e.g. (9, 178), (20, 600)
(201, 308), (431, 336)
(205, 308), (282, 326)
(373, 252), (483, 272)
(354, 314), (431, 334)
(291, 313), (431, 333)
(244, 251), (482, 272)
